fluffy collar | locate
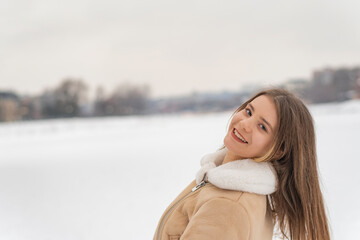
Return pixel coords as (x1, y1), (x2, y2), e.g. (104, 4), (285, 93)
(195, 148), (278, 195)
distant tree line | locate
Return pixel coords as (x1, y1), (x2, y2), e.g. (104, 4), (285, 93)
(0, 78), (150, 122)
(1, 66), (360, 122)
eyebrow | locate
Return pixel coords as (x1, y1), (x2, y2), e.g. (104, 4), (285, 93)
(248, 103), (274, 132)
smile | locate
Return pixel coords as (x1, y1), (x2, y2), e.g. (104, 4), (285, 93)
(232, 128), (248, 143)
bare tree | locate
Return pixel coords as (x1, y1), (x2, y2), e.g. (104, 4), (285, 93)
(94, 83), (150, 116)
(41, 78), (88, 118)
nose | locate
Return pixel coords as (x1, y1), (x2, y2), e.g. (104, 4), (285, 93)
(240, 118), (252, 133)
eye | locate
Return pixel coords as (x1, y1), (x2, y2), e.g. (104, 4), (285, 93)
(245, 108), (252, 116)
(259, 124), (267, 132)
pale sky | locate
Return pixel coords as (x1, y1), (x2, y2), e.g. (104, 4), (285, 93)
(1, 0), (359, 98)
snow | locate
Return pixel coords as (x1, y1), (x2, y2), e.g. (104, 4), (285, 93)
(1, 100), (360, 239)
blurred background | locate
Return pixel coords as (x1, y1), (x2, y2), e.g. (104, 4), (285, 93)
(1, 0), (360, 239)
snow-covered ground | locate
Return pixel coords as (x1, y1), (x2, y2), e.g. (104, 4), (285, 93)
(1, 100), (360, 239)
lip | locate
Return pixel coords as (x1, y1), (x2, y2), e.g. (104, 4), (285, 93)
(231, 128), (248, 144)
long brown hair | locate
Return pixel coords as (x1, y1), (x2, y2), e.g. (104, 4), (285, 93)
(227, 88), (330, 240)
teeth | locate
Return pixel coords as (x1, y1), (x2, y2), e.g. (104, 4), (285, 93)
(233, 129), (248, 143)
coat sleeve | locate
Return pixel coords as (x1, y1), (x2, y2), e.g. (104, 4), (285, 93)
(180, 198), (250, 240)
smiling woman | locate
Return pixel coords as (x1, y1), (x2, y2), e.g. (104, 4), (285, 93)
(153, 88), (330, 240)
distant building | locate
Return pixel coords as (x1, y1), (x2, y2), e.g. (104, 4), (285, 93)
(313, 68), (334, 86)
(308, 67), (360, 103)
(0, 91), (20, 122)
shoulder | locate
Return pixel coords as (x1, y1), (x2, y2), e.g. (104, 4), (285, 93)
(198, 183), (266, 205)
(186, 184), (269, 238)
(197, 183), (268, 220)
(180, 183), (273, 240)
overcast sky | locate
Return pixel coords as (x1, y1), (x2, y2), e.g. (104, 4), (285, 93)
(1, 0), (359, 98)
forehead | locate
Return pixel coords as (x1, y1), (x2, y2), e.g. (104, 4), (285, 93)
(250, 95), (278, 128)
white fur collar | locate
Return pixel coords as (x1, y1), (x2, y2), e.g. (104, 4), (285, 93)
(195, 148), (278, 195)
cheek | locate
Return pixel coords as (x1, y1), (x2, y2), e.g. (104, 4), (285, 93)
(231, 113), (242, 124)
(263, 138), (275, 155)
(254, 134), (273, 150)
(228, 118), (236, 130)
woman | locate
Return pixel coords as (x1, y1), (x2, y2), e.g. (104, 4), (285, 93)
(153, 88), (330, 240)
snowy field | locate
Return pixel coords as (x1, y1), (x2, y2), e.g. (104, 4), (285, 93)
(1, 100), (360, 239)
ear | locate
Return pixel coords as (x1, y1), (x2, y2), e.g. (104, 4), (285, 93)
(273, 149), (284, 160)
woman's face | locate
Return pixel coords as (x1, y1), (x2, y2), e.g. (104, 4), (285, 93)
(223, 95), (278, 160)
